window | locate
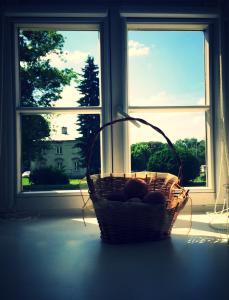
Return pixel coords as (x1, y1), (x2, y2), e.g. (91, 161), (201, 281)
(16, 24), (102, 192)
(127, 27), (211, 188)
(56, 145), (63, 155)
(74, 160), (78, 171)
(13, 11), (217, 207)
(62, 127), (68, 135)
(56, 158), (63, 169)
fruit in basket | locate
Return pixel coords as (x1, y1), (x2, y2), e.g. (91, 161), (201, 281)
(107, 191), (127, 202)
(143, 191), (166, 205)
(128, 197), (142, 203)
(124, 178), (148, 199)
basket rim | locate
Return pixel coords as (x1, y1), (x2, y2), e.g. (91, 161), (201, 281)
(87, 170), (189, 206)
(90, 171), (179, 179)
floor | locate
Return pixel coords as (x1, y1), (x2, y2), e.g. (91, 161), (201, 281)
(0, 213), (228, 300)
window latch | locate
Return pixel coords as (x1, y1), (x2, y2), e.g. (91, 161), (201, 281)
(117, 108), (141, 128)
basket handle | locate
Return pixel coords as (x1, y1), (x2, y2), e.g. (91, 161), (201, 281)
(86, 117), (183, 184)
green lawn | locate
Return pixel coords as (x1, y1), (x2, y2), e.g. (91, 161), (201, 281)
(22, 177), (88, 191)
(187, 173), (206, 187)
(22, 172), (207, 191)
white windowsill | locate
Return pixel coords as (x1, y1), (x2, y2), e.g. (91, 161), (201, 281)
(17, 190), (89, 197)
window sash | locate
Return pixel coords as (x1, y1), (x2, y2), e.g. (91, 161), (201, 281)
(15, 18), (111, 193)
(14, 13), (216, 195)
(125, 21), (214, 190)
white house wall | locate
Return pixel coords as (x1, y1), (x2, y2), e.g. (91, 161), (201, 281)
(32, 140), (86, 178)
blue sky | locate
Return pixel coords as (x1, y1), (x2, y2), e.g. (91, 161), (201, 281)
(44, 30), (206, 143)
(61, 31), (100, 54)
(128, 31), (205, 106)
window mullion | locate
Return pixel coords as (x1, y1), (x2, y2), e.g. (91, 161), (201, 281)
(100, 17), (112, 174)
(109, 9), (129, 173)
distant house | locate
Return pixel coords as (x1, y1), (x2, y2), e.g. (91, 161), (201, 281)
(200, 164), (207, 173)
(31, 126), (86, 178)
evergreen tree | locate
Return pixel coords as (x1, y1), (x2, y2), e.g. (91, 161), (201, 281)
(76, 56), (100, 174)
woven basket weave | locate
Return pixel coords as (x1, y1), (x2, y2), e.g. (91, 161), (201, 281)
(86, 117), (189, 244)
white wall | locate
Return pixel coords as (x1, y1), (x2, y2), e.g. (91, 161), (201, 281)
(33, 141), (85, 178)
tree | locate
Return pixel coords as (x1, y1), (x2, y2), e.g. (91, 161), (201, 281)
(131, 142), (165, 171)
(175, 138), (206, 166)
(21, 115), (50, 171)
(19, 30), (76, 171)
(147, 146), (200, 185)
(76, 56), (100, 174)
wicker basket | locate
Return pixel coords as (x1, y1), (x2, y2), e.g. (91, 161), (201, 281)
(86, 117), (189, 244)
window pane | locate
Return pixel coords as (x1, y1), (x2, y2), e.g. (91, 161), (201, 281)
(19, 29), (100, 107)
(129, 112), (207, 187)
(21, 113), (101, 191)
(128, 31), (205, 106)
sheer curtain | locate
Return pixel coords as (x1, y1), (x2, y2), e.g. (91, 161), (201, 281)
(212, 8), (229, 221)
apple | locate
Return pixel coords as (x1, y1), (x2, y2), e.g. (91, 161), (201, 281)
(143, 191), (166, 205)
(124, 178), (148, 199)
(128, 197), (142, 203)
(107, 191), (127, 202)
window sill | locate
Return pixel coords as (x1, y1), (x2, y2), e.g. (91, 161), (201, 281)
(17, 190), (89, 197)
(16, 188), (217, 210)
(17, 186), (214, 197)
(187, 187), (215, 193)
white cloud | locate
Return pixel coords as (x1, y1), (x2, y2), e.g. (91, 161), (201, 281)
(129, 109), (205, 144)
(44, 50), (88, 71)
(20, 61), (28, 68)
(130, 91), (176, 106)
(149, 91), (173, 106)
(53, 85), (81, 107)
(197, 97), (205, 105)
(130, 91), (206, 107)
(128, 40), (150, 57)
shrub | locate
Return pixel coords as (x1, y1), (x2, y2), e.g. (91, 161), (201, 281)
(147, 147), (200, 185)
(131, 142), (165, 171)
(29, 166), (69, 185)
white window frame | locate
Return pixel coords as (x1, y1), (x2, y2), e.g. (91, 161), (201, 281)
(109, 12), (219, 205)
(7, 9), (219, 210)
(15, 17), (112, 197)
(125, 22), (214, 191)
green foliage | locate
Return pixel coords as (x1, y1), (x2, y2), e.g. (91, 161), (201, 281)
(22, 115), (51, 171)
(131, 138), (205, 185)
(147, 146), (201, 184)
(175, 138), (206, 166)
(131, 142), (165, 171)
(19, 30), (76, 107)
(29, 166), (69, 185)
(19, 30), (77, 171)
(76, 56), (100, 174)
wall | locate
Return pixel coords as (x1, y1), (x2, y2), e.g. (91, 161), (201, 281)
(32, 141), (85, 178)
